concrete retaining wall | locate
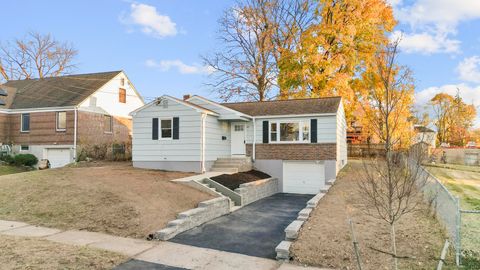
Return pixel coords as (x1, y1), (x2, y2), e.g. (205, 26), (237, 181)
(235, 178), (280, 206)
(154, 197), (230, 240)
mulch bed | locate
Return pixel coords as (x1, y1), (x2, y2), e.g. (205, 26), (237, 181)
(210, 170), (271, 190)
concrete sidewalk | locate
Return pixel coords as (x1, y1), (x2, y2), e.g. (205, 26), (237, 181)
(0, 219), (327, 270)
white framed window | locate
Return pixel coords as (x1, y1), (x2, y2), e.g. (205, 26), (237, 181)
(20, 145), (29, 151)
(160, 118), (172, 139)
(56, 111), (67, 131)
(269, 120), (310, 143)
(104, 115), (113, 133)
(21, 113), (30, 132)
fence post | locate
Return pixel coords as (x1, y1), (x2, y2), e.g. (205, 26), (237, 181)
(455, 197), (461, 266)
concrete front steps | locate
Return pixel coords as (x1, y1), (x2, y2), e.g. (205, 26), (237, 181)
(210, 157), (253, 173)
(197, 178), (242, 207)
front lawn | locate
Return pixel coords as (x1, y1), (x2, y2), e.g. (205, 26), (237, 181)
(291, 160), (454, 269)
(0, 162), (214, 238)
(0, 235), (126, 269)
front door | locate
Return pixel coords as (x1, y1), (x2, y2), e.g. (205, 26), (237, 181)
(231, 123), (246, 155)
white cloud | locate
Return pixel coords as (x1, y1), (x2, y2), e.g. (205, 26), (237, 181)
(392, 31), (460, 54)
(415, 83), (480, 127)
(394, 0), (480, 31)
(145, 59), (214, 75)
(122, 3), (177, 38)
(457, 56), (480, 84)
(391, 0), (480, 55)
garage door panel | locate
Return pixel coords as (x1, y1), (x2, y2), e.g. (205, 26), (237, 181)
(283, 161), (325, 194)
(46, 148), (71, 168)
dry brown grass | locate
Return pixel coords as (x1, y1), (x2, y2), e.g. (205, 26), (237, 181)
(0, 162), (214, 238)
(0, 234), (126, 270)
(291, 160), (455, 270)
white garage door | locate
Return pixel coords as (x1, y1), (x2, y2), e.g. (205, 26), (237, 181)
(283, 161), (325, 194)
(46, 148), (71, 168)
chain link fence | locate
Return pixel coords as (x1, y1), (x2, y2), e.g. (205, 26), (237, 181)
(409, 158), (480, 266)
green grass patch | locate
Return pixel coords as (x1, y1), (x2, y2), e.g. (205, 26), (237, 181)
(0, 165), (29, 176)
(464, 197), (480, 210)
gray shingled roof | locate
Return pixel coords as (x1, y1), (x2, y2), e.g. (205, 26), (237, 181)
(0, 71), (122, 109)
(221, 97), (342, 116)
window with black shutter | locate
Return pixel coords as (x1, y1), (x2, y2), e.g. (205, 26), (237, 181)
(152, 118), (159, 140)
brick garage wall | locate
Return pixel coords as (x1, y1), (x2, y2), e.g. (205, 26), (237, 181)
(77, 111), (131, 160)
(246, 143), (336, 160)
(7, 111), (74, 145)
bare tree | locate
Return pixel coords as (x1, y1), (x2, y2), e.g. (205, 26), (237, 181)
(204, 0), (315, 101)
(0, 32), (77, 82)
(357, 40), (429, 270)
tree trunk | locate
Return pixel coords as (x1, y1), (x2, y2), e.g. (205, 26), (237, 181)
(390, 222), (398, 270)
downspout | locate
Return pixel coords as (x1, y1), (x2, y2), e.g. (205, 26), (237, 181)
(201, 113), (207, 173)
(73, 107), (78, 162)
(252, 117), (256, 161)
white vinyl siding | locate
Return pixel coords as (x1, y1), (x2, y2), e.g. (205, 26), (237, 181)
(78, 71), (144, 118)
(336, 102), (348, 171)
(132, 100), (201, 162)
(204, 115), (231, 160)
(246, 116), (337, 144)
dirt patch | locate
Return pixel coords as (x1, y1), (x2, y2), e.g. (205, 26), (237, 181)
(0, 234), (126, 269)
(291, 160), (455, 270)
(211, 170), (271, 190)
(0, 163), (214, 238)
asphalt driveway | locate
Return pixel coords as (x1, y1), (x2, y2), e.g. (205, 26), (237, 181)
(170, 193), (313, 258)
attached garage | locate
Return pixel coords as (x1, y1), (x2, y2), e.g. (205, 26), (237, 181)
(45, 148), (72, 168)
(282, 161), (325, 194)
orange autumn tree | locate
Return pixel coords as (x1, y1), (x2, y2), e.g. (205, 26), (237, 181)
(278, 0), (396, 124)
(430, 92), (476, 146)
(360, 40), (415, 150)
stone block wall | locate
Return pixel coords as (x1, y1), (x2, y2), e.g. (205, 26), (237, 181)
(235, 178), (280, 206)
(154, 197), (230, 240)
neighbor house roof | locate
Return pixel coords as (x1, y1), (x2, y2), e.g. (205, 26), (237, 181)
(0, 71), (122, 109)
(221, 97), (342, 116)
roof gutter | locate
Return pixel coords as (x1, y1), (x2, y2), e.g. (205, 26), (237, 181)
(0, 106), (76, 114)
(253, 113), (337, 119)
(73, 106), (78, 163)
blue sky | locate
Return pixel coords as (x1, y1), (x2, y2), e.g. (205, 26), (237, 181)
(2, 0), (480, 122)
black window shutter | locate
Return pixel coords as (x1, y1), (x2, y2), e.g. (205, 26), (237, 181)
(152, 118), (158, 140)
(173, 117), (179, 140)
(311, 119), (317, 143)
(262, 121), (269, 143)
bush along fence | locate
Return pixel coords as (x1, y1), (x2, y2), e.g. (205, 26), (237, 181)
(408, 159), (480, 266)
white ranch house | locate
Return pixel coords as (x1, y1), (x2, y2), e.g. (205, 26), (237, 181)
(130, 95), (347, 194)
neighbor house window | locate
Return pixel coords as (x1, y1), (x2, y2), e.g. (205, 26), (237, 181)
(20, 145), (29, 151)
(160, 118), (172, 139)
(270, 120), (310, 143)
(104, 115), (113, 133)
(120, 78), (125, 86)
(119, 88), (126, 103)
(21, 113), (30, 132)
(56, 111), (67, 131)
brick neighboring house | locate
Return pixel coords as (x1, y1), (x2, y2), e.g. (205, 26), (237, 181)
(0, 71), (144, 167)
